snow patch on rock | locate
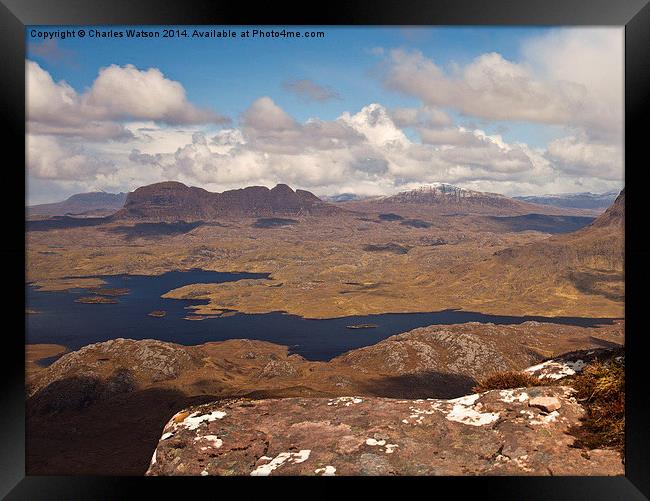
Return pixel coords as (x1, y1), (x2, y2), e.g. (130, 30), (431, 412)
(194, 434), (223, 449)
(250, 450), (311, 476)
(524, 359), (586, 380)
(179, 410), (227, 431)
(499, 389), (529, 403)
(328, 396), (363, 407)
(315, 465), (336, 476)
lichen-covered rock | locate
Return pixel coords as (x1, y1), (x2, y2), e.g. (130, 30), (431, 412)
(333, 323), (622, 380)
(27, 338), (202, 412)
(146, 386), (623, 476)
(523, 347), (619, 380)
(259, 360), (300, 378)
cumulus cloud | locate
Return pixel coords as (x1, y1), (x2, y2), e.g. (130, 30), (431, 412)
(85, 64), (227, 124)
(242, 96), (297, 131)
(282, 79), (341, 102)
(122, 100), (607, 197)
(26, 60), (229, 141)
(389, 106), (452, 128)
(27, 135), (116, 180)
(372, 29), (624, 188)
(380, 28), (623, 137)
(381, 49), (589, 127)
(27, 29), (624, 202)
(28, 96), (623, 200)
(521, 28), (623, 137)
(239, 97), (364, 154)
(417, 126), (482, 146)
(546, 134), (622, 180)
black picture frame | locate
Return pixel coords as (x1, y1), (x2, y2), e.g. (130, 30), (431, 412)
(3, 0), (649, 498)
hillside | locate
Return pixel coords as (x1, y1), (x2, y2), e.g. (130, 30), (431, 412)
(28, 192), (127, 218)
(514, 190), (619, 212)
(339, 183), (595, 217)
(495, 189), (624, 272)
(26, 321), (622, 475)
(455, 189), (625, 311)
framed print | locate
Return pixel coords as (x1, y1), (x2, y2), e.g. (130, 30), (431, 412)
(2, 0), (649, 498)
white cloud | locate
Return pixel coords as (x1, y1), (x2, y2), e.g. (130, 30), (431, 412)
(546, 135), (623, 180)
(339, 103), (409, 147)
(389, 106), (452, 128)
(380, 28), (623, 137)
(26, 29), (625, 203)
(86, 64), (227, 124)
(118, 101), (619, 198)
(27, 97), (623, 202)
(521, 27), (623, 138)
(26, 60), (229, 141)
(242, 96), (296, 131)
(418, 126), (482, 146)
(27, 134), (115, 180)
(381, 49), (589, 127)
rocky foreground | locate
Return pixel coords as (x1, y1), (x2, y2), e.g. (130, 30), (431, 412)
(146, 386), (621, 476)
(26, 321), (623, 475)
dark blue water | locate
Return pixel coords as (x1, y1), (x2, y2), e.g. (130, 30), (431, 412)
(26, 269), (618, 362)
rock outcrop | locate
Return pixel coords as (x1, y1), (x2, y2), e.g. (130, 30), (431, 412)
(112, 181), (341, 221)
(25, 323), (623, 475)
(146, 386), (622, 476)
(332, 322), (622, 381)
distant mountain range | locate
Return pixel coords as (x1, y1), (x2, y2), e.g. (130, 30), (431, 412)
(321, 193), (365, 203)
(28, 182), (618, 222)
(28, 192), (127, 217)
(514, 191), (620, 211)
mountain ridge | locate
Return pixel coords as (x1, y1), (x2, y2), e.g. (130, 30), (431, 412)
(112, 181), (341, 221)
(514, 190), (620, 211)
(28, 192), (127, 217)
(338, 183), (596, 217)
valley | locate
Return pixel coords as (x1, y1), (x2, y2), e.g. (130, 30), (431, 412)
(26, 183), (623, 321)
(22, 25), (627, 479)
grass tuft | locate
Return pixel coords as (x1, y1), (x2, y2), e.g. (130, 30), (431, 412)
(473, 356), (625, 456)
(567, 359), (625, 454)
(472, 371), (548, 393)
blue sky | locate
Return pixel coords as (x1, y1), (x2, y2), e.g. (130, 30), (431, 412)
(25, 26), (624, 203)
(27, 26), (563, 145)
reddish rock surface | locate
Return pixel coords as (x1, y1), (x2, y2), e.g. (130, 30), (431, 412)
(146, 386), (623, 476)
(25, 324), (623, 475)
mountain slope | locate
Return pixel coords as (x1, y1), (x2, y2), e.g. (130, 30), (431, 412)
(455, 189), (625, 312)
(514, 191), (619, 212)
(339, 183), (593, 217)
(495, 189), (624, 270)
(28, 192), (127, 217)
(112, 182), (341, 221)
